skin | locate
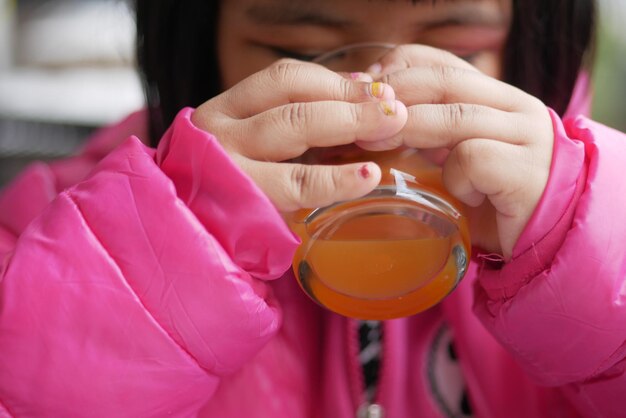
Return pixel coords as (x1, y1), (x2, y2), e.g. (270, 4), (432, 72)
(191, 0), (555, 259)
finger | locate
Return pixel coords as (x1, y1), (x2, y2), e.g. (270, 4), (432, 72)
(217, 60), (394, 118)
(381, 66), (537, 113)
(241, 158), (383, 212)
(354, 103), (524, 152)
(338, 71), (375, 82)
(367, 44), (479, 76)
(395, 103), (528, 149)
(443, 139), (549, 258)
(229, 99), (408, 161)
(442, 139), (528, 208)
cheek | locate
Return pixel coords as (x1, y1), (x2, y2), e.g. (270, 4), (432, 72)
(218, 39), (284, 90)
(218, 36), (250, 90)
(217, 8), (276, 90)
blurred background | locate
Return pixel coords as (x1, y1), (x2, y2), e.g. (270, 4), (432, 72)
(0, 0), (141, 185)
(0, 0), (625, 187)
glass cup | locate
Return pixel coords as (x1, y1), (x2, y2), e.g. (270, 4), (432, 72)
(311, 42), (397, 72)
(285, 43), (471, 320)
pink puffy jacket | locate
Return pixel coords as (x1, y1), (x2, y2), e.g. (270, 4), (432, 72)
(1, 79), (625, 418)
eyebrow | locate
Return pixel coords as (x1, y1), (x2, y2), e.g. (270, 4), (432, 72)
(245, 1), (506, 29)
(425, 4), (508, 28)
(245, 3), (352, 28)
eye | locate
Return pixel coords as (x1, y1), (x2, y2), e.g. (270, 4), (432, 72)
(268, 46), (320, 62)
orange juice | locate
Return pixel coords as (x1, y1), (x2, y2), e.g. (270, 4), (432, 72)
(287, 148), (470, 319)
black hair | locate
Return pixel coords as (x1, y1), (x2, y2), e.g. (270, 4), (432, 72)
(135, 0), (596, 146)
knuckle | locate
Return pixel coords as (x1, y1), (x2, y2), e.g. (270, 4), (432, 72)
(454, 140), (478, 175)
(282, 102), (312, 131)
(512, 114), (531, 143)
(455, 140), (491, 176)
(436, 65), (460, 82)
(433, 66), (461, 99)
(347, 103), (362, 128)
(289, 165), (341, 208)
(329, 166), (344, 194)
(334, 104), (361, 141)
(338, 77), (354, 100)
(267, 59), (303, 86)
(290, 164), (309, 201)
(218, 122), (242, 152)
(392, 45), (412, 65)
(443, 103), (468, 132)
(290, 165), (319, 207)
(510, 112), (542, 146)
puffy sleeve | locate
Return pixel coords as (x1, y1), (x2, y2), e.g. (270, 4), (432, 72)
(0, 108), (299, 417)
(474, 111), (626, 418)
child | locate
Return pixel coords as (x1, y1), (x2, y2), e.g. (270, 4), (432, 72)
(1, 0), (624, 417)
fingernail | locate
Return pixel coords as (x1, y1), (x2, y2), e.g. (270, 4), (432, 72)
(350, 72), (362, 80)
(379, 100), (397, 116)
(366, 62), (382, 75)
(368, 82), (384, 98)
(358, 164), (371, 179)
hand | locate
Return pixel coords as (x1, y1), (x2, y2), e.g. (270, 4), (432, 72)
(191, 59), (408, 212)
(367, 45), (555, 259)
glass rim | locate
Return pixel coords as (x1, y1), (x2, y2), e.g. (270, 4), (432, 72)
(311, 42), (397, 65)
(302, 184), (462, 228)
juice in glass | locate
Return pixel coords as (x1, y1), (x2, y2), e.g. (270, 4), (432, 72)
(286, 148), (470, 319)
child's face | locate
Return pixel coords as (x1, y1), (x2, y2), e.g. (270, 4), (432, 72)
(218, 0), (511, 88)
